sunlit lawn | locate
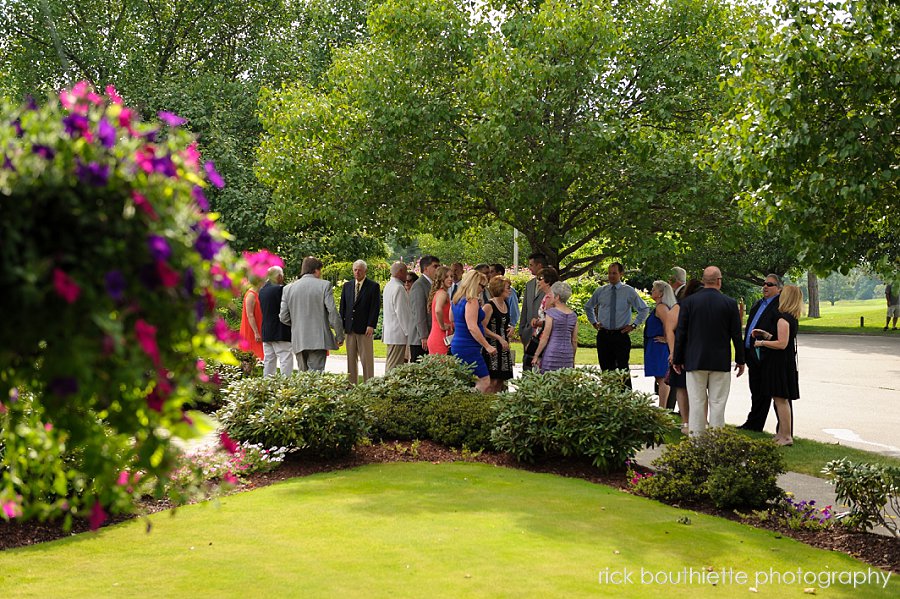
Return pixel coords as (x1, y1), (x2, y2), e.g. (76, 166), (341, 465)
(1, 463), (894, 598)
(799, 299), (892, 334)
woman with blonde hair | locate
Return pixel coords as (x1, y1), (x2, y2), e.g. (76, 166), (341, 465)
(646, 281), (676, 410)
(451, 270), (497, 392)
(753, 284), (803, 446)
(426, 266), (454, 355)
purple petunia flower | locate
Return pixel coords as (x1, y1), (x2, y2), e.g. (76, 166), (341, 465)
(2, 155), (14, 171)
(193, 229), (224, 261)
(75, 160), (109, 186)
(158, 111), (187, 127)
(194, 298), (206, 321)
(9, 388), (18, 403)
(97, 118), (116, 149)
(143, 129), (158, 143)
(25, 96), (37, 111)
(191, 186), (209, 211)
(12, 119), (23, 137)
(104, 270), (127, 301)
(183, 267), (196, 296)
(152, 154), (177, 177)
(48, 377), (79, 397)
(204, 161), (225, 188)
(33, 144), (56, 160)
(147, 235), (172, 261)
(63, 114), (90, 137)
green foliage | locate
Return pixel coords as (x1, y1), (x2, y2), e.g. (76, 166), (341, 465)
(823, 458), (900, 537)
(0, 87), (241, 524)
(258, 0), (750, 278)
(218, 372), (370, 458)
(426, 391), (498, 451)
(322, 261), (355, 285)
(351, 354), (475, 441)
(707, 0), (900, 273)
(491, 368), (675, 472)
(635, 428), (786, 509)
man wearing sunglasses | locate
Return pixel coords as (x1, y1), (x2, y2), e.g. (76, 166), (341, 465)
(739, 274), (783, 431)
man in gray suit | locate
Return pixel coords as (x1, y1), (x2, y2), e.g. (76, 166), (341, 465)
(408, 255), (440, 363)
(279, 256), (344, 372)
(519, 252), (548, 371)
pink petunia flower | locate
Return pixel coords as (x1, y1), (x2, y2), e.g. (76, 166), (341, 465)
(134, 319), (160, 366)
(213, 318), (240, 345)
(131, 191), (158, 220)
(53, 268), (81, 303)
(219, 431), (239, 455)
(117, 471), (130, 486)
(105, 85), (123, 105)
(89, 501), (107, 531)
(223, 472), (238, 485)
(2, 501), (21, 519)
(243, 250), (285, 281)
(182, 142), (201, 169)
(157, 261), (180, 288)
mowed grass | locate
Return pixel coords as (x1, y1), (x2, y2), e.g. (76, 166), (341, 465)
(1, 463), (895, 598)
(333, 341), (642, 366)
(800, 299), (893, 335)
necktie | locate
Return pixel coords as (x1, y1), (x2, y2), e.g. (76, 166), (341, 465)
(609, 284), (618, 329)
(355, 281), (362, 302)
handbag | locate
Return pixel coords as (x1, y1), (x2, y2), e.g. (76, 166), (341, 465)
(443, 333), (453, 347)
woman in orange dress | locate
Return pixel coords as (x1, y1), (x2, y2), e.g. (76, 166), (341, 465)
(240, 279), (264, 362)
(427, 266), (454, 355)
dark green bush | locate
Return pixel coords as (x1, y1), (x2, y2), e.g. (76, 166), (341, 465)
(217, 372), (371, 457)
(491, 367), (675, 472)
(426, 391), (499, 451)
(635, 427), (785, 509)
(351, 354), (475, 440)
(823, 458), (900, 537)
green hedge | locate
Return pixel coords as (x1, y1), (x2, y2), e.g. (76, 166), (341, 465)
(426, 391), (498, 451)
(217, 372), (371, 457)
(351, 354), (475, 441)
(634, 428), (785, 509)
(491, 367), (674, 472)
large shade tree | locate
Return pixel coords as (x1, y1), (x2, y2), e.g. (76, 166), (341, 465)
(0, 0), (381, 267)
(257, 0), (755, 278)
(707, 0), (899, 275)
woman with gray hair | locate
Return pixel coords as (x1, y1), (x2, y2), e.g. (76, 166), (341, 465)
(645, 281), (676, 410)
(533, 281), (578, 372)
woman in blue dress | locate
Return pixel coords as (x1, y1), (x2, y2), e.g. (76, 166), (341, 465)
(450, 270), (497, 393)
(645, 281), (675, 409)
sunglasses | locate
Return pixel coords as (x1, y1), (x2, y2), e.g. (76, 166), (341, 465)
(763, 282), (778, 288)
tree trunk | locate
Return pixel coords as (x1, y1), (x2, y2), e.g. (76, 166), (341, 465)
(807, 271), (821, 318)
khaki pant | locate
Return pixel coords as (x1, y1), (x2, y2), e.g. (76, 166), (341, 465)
(346, 332), (375, 383)
(385, 344), (408, 372)
(686, 370), (731, 435)
(295, 349), (327, 372)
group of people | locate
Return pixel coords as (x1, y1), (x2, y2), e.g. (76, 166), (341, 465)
(241, 253), (803, 443)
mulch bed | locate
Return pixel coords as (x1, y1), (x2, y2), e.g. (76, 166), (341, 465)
(2, 440), (897, 574)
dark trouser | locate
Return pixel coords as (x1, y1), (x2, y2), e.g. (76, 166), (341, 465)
(410, 343), (428, 363)
(742, 355), (771, 431)
(596, 329), (632, 388)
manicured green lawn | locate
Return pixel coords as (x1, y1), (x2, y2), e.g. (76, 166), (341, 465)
(334, 340), (642, 366)
(1, 463), (894, 598)
(800, 299), (893, 335)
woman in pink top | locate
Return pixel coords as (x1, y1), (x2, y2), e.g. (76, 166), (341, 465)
(427, 266), (454, 355)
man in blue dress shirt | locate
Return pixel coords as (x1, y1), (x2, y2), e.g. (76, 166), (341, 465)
(584, 262), (650, 388)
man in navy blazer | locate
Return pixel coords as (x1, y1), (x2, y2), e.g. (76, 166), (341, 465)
(673, 266), (745, 435)
(339, 260), (381, 383)
(739, 274), (783, 431)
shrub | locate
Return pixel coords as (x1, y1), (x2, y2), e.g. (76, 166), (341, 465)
(351, 354), (475, 440)
(634, 428), (785, 509)
(0, 85), (248, 526)
(321, 261), (354, 285)
(823, 459), (900, 537)
(426, 391), (499, 451)
(491, 367), (675, 472)
(217, 372), (371, 457)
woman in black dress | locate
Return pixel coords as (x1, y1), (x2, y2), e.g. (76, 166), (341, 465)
(752, 284), (802, 446)
(481, 275), (514, 392)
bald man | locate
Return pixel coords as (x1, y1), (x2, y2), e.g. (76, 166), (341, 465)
(673, 266), (745, 435)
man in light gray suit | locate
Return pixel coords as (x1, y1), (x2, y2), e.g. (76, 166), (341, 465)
(383, 261), (413, 372)
(519, 252), (548, 371)
(408, 255), (440, 363)
(279, 256), (344, 371)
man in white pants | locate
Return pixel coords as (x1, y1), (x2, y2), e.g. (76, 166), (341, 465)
(672, 266), (745, 434)
(258, 266), (294, 376)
